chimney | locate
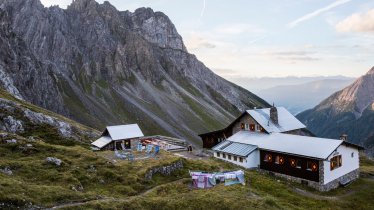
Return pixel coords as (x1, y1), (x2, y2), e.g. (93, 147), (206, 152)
(270, 103), (278, 124)
(340, 134), (348, 141)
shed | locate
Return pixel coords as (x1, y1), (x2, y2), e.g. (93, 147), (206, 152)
(91, 124), (144, 150)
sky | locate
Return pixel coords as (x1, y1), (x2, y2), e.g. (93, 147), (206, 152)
(40, 0), (374, 78)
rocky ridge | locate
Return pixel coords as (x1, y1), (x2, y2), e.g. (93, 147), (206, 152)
(0, 0), (268, 144)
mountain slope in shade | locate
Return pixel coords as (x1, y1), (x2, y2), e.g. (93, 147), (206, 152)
(297, 67), (374, 149)
(0, 0), (269, 145)
(258, 78), (354, 114)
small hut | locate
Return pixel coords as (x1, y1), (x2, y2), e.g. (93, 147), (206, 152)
(91, 124), (144, 150)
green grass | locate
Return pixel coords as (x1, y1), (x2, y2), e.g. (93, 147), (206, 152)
(72, 156), (374, 210)
(1, 134), (374, 210)
(0, 134), (187, 208)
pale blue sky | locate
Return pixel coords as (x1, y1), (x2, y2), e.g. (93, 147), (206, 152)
(41, 0), (374, 78)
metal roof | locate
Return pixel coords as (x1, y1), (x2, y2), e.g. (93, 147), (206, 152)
(228, 131), (343, 159)
(106, 124), (144, 140)
(212, 141), (258, 157)
(247, 107), (306, 133)
(91, 136), (112, 149)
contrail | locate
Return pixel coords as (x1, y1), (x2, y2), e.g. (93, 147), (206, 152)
(287, 0), (351, 28)
(200, 0), (206, 18)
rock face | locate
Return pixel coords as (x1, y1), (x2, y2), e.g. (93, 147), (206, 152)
(297, 67), (374, 153)
(0, 0), (268, 145)
(0, 96), (99, 141)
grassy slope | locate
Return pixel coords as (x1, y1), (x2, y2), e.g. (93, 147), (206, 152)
(1, 88), (374, 209)
(78, 156), (374, 210)
(1, 131), (374, 210)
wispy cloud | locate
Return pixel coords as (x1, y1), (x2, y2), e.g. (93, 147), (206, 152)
(287, 0), (352, 28)
(336, 9), (374, 33)
(200, 0), (206, 19)
(185, 33), (216, 50)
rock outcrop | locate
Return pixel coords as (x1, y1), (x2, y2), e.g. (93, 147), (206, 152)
(0, 0), (269, 145)
(0, 95), (99, 142)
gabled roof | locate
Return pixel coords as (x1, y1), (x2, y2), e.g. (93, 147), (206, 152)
(247, 107), (306, 133)
(91, 136), (112, 149)
(105, 124), (144, 140)
(228, 131), (344, 160)
(212, 141), (257, 157)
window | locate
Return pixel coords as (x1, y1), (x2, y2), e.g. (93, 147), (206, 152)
(330, 155), (342, 171)
(274, 156), (284, 165)
(245, 123), (249, 130)
(222, 153), (226, 159)
(255, 124), (261, 131)
(239, 157), (243, 163)
(234, 156), (238, 161)
(351, 152), (354, 158)
(216, 152), (220, 157)
(228, 155), (232, 160)
(296, 159), (302, 169)
(307, 161), (318, 172)
(250, 124), (255, 131)
(241, 123), (245, 130)
(290, 159), (296, 168)
(264, 154), (272, 162)
(275, 155), (280, 164)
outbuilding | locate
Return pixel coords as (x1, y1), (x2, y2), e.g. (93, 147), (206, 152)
(91, 124), (144, 150)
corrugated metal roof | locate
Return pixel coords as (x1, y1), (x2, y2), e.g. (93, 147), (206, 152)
(212, 141), (257, 157)
(228, 131), (343, 159)
(247, 107), (306, 133)
(106, 124), (144, 140)
(91, 136), (112, 149)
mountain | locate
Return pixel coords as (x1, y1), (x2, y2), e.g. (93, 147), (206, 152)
(224, 75), (353, 93)
(0, 0), (268, 145)
(297, 67), (374, 149)
(258, 78), (355, 114)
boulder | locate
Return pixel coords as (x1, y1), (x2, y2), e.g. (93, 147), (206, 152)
(0, 167), (13, 176)
(46, 157), (62, 166)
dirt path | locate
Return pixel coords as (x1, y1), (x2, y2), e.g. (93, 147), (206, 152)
(48, 178), (189, 210)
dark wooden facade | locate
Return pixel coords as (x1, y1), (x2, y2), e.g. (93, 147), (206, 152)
(199, 112), (267, 149)
(259, 150), (320, 182)
(200, 128), (233, 148)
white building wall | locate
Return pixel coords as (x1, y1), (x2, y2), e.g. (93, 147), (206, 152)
(323, 144), (359, 185)
(213, 150), (260, 169)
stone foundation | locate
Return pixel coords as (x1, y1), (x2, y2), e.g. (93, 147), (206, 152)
(319, 169), (360, 192)
(258, 168), (360, 192)
(145, 159), (184, 180)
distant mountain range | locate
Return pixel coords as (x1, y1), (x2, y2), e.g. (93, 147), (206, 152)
(258, 78), (355, 114)
(0, 0), (268, 145)
(225, 75), (354, 114)
(225, 75), (354, 93)
(297, 67), (374, 153)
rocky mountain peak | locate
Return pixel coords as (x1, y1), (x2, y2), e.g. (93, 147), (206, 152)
(368, 66), (374, 75)
(69, 0), (98, 10)
(0, 0), (268, 144)
(130, 7), (186, 51)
